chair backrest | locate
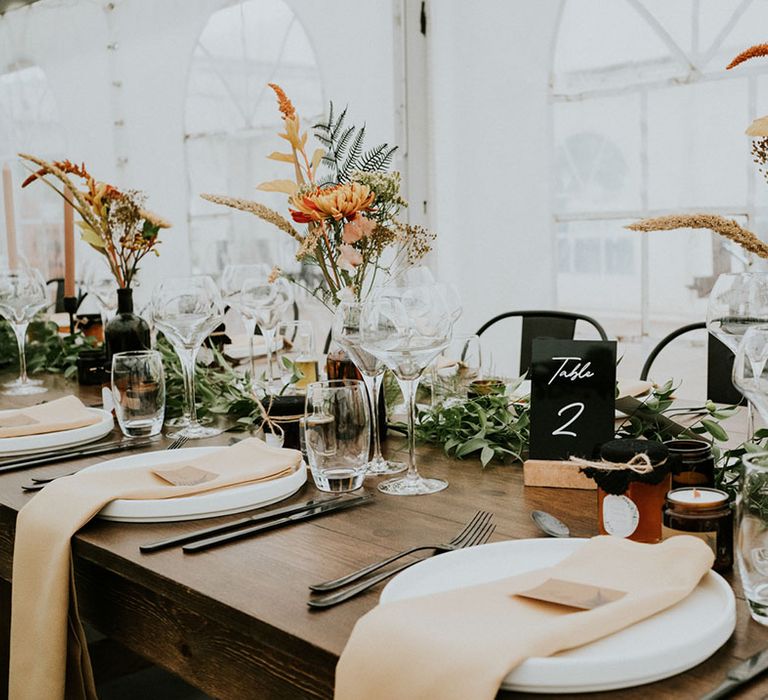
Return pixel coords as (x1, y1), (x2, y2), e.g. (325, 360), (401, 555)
(475, 310), (609, 375)
(640, 322), (743, 405)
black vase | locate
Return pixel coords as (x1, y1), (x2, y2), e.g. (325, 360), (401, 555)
(105, 288), (151, 368)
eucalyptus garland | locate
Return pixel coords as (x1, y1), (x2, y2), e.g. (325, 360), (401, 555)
(0, 319), (96, 379)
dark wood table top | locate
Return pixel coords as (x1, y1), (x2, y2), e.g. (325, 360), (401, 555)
(1, 375), (767, 699)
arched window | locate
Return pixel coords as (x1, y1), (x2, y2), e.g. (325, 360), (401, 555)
(552, 0), (768, 339)
(185, 0), (323, 276)
(0, 62), (67, 279)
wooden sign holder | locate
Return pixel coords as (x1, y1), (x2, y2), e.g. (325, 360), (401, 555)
(522, 459), (596, 490)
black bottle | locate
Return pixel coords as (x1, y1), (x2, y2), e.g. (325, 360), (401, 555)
(104, 288), (151, 367)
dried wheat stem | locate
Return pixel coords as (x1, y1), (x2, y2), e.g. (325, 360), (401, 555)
(626, 214), (768, 259)
(727, 44), (768, 70)
(200, 193), (302, 242)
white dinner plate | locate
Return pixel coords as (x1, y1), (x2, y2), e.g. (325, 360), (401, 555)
(0, 407), (114, 457)
(78, 446), (307, 522)
(380, 538), (735, 694)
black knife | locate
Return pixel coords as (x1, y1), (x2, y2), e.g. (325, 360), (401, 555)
(182, 493), (373, 553)
(700, 645), (768, 699)
(140, 495), (345, 553)
(0, 437), (160, 473)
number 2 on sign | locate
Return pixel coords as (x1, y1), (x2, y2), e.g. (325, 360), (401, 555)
(552, 402), (585, 437)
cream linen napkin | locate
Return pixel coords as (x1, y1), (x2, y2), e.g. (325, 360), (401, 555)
(9, 437), (302, 700)
(0, 396), (101, 439)
(335, 535), (714, 700)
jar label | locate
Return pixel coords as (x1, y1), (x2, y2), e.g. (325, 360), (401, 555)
(602, 494), (639, 538)
(661, 525), (717, 556)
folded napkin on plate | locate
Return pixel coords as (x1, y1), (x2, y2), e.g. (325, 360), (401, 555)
(9, 437), (302, 700)
(336, 535), (713, 700)
(0, 396), (101, 439)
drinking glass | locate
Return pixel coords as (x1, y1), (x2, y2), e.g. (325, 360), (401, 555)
(240, 275), (293, 393)
(152, 276), (224, 439)
(737, 452), (768, 625)
(707, 272), (768, 437)
(220, 263), (271, 381)
(0, 268), (48, 395)
(360, 284), (455, 495)
(304, 379), (370, 492)
(333, 301), (405, 476)
(111, 350), (165, 437)
(431, 334), (483, 407)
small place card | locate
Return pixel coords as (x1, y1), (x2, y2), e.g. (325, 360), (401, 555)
(515, 578), (626, 610)
(153, 465), (218, 487)
(0, 413), (39, 429)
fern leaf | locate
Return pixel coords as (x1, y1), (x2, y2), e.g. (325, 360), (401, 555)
(358, 144), (398, 173)
(339, 126), (366, 182)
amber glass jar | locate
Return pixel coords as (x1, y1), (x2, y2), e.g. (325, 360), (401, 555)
(662, 488), (733, 572)
(664, 439), (715, 489)
(584, 439), (671, 544)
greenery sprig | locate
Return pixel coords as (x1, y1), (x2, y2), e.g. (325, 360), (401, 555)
(0, 319), (96, 379)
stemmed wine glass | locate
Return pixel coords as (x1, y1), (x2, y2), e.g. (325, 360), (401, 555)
(333, 301), (406, 476)
(240, 275), (293, 394)
(220, 263), (271, 381)
(152, 276), (224, 439)
(0, 268), (48, 395)
(732, 325), (768, 421)
(707, 272), (768, 437)
(83, 259), (118, 330)
(360, 284), (455, 495)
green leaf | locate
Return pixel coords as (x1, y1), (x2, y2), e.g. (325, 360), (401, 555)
(700, 419), (729, 442)
(480, 445), (495, 467)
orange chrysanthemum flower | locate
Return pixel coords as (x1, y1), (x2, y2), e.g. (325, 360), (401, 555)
(727, 43), (768, 70)
(289, 183), (375, 224)
(268, 83), (296, 120)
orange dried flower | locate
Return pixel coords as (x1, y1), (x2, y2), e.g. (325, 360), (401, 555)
(727, 43), (768, 70)
(268, 83), (296, 121)
(289, 183), (374, 224)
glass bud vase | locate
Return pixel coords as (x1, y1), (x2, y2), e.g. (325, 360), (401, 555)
(105, 287), (151, 367)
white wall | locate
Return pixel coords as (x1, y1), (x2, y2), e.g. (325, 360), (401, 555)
(429, 0), (562, 335)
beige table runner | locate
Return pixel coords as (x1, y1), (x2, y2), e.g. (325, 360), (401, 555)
(336, 535), (714, 700)
(9, 437), (302, 700)
(0, 396), (102, 438)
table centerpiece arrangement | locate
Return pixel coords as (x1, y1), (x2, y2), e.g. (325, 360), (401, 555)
(202, 84), (441, 475)
(19, 154), (170, 365)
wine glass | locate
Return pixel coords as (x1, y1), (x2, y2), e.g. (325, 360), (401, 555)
(240, 275), (293, 394)
(83, 259), (118, 330)
(733, 325), (768, 424)
(220, 264), (271, 380)
(333, 301), (406, 476)
(0, 268), (48, 395)
(360, 284), (455, 495)
(431, 334), (483, 407)
(152, 276), (224, 439)
(707, 272), (768, 437)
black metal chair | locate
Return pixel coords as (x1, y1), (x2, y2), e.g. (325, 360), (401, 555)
(475, 310), (609, 375)
(639, 322), (742, 405)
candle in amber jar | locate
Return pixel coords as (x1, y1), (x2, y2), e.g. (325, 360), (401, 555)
(662, 487), (733, 572)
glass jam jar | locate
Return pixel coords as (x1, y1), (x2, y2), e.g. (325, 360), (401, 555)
(662, 487), (733, 572)
(664, 438), (715, 489)
(583, 439), (671, 544)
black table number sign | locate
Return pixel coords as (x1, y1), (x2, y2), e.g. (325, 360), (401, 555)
(529, 338), (617, 461)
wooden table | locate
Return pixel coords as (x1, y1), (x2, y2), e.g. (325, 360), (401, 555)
(0, 376), (767, 699)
